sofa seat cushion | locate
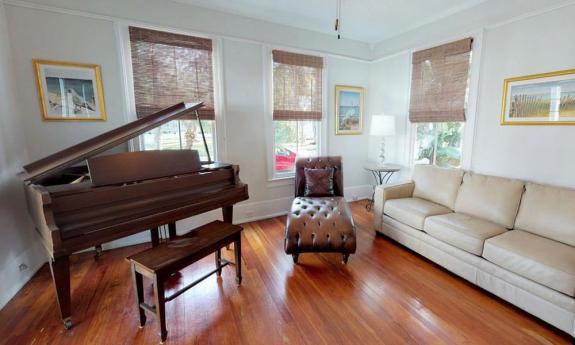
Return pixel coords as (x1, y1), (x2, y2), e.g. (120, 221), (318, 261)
(483, 230), (575, 297)
(384, 197), (451, 230)
(424, 213), (507, 256)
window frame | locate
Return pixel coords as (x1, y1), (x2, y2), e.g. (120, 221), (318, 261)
(117, 22), (226, 161)
(406, 32), (483, 170)
(263, 46), (327, 181)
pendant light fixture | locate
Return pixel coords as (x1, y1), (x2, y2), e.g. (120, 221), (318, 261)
(334, 0), (342, 39)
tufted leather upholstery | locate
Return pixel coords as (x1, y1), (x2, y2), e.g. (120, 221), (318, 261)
(295, 156), (343, 197)
(286, 157), (356, 263)
(285, 197), (356, 255)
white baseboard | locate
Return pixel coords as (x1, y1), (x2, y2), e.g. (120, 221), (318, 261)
(0, 239), (47, 309)
(104, 184), (372, 250)
(344, 184), (373, 202)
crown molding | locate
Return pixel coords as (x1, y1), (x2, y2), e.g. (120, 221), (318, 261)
(1, 0), (372, 63)
(4, 0), (575, 64)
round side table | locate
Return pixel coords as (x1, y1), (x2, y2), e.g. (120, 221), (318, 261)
(364, 163), (401, 210)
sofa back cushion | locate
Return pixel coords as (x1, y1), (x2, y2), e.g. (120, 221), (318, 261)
(454, 173), (524, 228)
(515, 183), (575, 247)
(412, 164), (463, 209)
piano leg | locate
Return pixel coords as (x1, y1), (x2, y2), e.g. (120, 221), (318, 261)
(49, 255), (72, 329)
(222, 206), (233, 250)
(222, 206), (233, 223)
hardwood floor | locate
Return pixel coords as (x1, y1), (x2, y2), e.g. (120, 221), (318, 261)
(0, 202), (571, 345)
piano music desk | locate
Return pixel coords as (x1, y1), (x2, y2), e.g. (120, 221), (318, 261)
(128, 221), (243, 343)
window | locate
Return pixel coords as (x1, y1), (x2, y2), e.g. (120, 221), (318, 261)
(413, 122), (464, 168)
(272, 50), (323, 175)
(409, 38), (473, 168)
(129, 26), (216, 161)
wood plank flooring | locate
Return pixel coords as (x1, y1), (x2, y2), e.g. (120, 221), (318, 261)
(0, 202), (571, 344)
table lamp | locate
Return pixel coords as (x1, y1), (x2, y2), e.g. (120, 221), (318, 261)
(370, 115), (396, 165)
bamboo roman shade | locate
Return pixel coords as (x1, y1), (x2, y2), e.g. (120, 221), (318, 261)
(129, 26), (215, 120)
(409, 38), (473, 123)
(272, 50), (323, 121)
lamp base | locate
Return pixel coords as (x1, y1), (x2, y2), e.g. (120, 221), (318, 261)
(378, 137), (386, 165)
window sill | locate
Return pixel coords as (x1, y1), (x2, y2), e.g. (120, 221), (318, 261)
(267, 175), (295, 188)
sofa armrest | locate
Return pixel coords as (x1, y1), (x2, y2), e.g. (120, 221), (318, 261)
(373, 182), (415, 231)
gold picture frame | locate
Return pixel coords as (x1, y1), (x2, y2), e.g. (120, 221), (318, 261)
(33, 59), (107, 121)
(501, 68), (575, 125)
(335, 85), (364, 135)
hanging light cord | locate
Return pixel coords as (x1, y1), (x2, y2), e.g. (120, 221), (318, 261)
(334, 0), (341, 39)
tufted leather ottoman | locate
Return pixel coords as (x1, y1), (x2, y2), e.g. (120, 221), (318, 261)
(284, 156), (357, 264)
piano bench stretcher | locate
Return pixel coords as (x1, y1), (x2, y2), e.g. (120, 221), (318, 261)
(128, 220), (243, 343)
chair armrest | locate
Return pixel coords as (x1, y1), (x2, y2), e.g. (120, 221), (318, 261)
(373, 182), (415, 231)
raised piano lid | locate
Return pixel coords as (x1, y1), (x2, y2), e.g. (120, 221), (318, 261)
(22, 102), (204, 183)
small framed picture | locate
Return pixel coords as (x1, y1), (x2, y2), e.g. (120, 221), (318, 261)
(501, 68), (575, 125)
(33, 59), (106, 121)
(335, 85), (364, 135)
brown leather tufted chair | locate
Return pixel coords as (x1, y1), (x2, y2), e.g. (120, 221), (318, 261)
(284, 156), (356, 264)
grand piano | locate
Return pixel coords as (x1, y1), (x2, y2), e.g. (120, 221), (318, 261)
(21, 102), (249, 329)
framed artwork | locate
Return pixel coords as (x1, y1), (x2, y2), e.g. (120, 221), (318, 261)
(33, 59), (106, 121)
(335, 85), (364, 135)
(501, 68), (575, 125)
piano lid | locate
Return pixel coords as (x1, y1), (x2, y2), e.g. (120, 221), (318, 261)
(22, 102), (204, 183)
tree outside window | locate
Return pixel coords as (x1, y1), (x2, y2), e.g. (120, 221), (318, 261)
(414, 122), (464, 168)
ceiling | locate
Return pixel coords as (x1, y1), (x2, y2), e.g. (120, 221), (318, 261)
(170, 0), (487, 43)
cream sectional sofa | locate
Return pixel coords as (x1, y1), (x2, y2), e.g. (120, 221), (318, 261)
(373, 165), (575, 337)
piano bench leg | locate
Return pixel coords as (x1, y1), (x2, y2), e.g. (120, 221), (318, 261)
(131, 264), (146, 328)
(153, 275), (168, 343)
(215, 249), (222, 277)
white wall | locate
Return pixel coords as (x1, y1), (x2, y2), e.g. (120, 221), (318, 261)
(0, 0), (373, 307)
(367, 52), (412, 182)
(371, 0), (573, 59)
(13, 0), (371, 60)
(6, 6), (127, 160)
(471, 5), (575, 188)
(0, 3), (47, 309)
(4, 2), (373, 207)
(367, 3), (575, 189)
(326, 56), (372, 190)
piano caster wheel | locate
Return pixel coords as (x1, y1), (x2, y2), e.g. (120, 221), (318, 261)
(94, 245), (103, 259)
(63, 318), (73, 330)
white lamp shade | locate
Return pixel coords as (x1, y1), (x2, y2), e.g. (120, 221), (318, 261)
(370, 115), (396, 137)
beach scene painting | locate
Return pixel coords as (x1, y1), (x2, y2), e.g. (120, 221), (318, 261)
(501, 69), (575, 125)
(335, 85), (364, 135)
(34, 60), (106, 121)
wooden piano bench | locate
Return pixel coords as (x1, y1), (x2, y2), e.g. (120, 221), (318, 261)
(128, 220), (243, 343)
